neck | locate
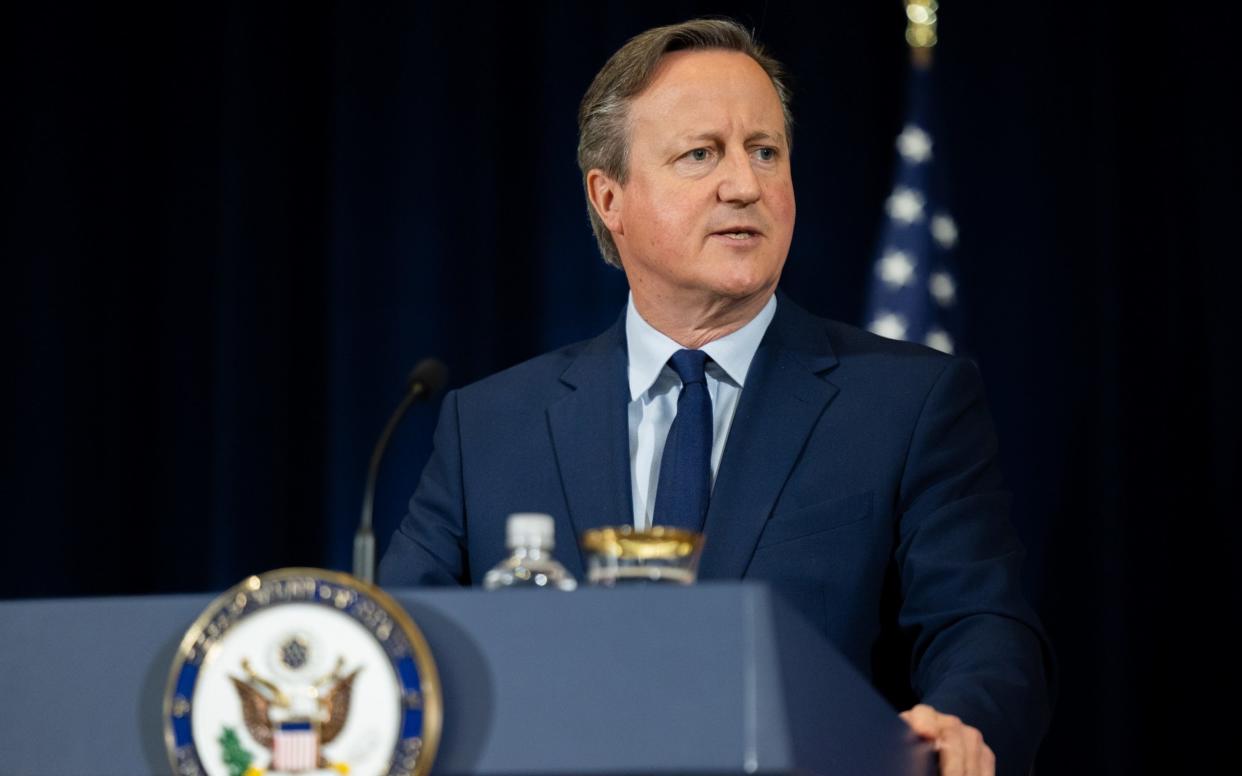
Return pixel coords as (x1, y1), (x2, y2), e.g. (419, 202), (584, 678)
(631, 287), (774, 349)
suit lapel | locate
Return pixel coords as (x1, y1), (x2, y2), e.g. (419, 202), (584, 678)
(546, 315), (634, 572)
(698, 298), (840, 579)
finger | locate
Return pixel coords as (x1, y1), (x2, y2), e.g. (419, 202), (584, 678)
(900, 704), (942, 738)
(899, 705), (988, 776)
(935, 725), (968, 776)
(978, 742), (995, 776)
(946, 723), (990, 776)
(956, 724), (983, 776)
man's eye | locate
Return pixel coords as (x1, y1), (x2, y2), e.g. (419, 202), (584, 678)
(755, 147), (776, 161)
(687, 148), (710, 162)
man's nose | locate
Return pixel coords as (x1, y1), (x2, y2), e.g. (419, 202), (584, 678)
(716, 148), (762, 205)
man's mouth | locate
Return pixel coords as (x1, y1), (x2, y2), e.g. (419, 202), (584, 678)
(711, 228), (763, 240)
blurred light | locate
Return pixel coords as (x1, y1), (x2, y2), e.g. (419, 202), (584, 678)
(905, 0), (939, 49)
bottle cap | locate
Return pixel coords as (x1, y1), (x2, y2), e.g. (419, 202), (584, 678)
(506, 513), (555, 550)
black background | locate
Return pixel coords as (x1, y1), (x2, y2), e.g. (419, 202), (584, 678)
(5, 2), (1237, 772)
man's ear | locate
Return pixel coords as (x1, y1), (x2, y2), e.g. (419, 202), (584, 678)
(586, 169), (624, 235)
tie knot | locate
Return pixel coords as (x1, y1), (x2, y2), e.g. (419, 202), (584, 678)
(668, 349), (708, 386)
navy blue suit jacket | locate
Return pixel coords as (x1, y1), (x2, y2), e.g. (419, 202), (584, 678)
(380, 295), (1053, 774)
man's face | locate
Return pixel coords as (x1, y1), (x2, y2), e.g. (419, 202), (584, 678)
(600, 49), (796, 309)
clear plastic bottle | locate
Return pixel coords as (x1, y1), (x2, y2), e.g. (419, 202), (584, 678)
(482, 513), (578, 591)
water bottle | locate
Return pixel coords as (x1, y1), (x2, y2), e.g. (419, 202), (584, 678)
(482, 513), (578, 591)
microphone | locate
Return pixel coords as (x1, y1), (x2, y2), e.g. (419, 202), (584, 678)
(353, 358), (448, 584)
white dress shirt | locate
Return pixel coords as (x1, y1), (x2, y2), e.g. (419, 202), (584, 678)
(625, 293), (778, 529)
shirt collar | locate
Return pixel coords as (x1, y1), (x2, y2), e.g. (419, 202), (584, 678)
(625, 293), (778, 401)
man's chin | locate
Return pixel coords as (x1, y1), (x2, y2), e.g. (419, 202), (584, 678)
(683, 283), (776, 317)
(701, 266), (781, 303)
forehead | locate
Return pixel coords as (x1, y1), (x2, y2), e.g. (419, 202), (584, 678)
(628, 49), (785, 143)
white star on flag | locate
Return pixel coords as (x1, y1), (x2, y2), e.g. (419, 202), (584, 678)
(931, 214), (959, 249)
(929, 271), (957, 306)
(868, 312), (908, 341)
(896, 124), (933, 164)
(864, 57), (964, 358)
(877, 249), (917, 288)
(885, 187), (926, 225)
(924, 328), (955, 354)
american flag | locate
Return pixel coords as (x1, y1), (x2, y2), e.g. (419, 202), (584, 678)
(864, 50), (963, 355)
(272, 720), (319, 772)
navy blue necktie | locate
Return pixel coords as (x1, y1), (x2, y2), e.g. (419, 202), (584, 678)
(653, 349), (712, 532)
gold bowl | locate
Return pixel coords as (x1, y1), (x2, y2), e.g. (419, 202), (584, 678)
(579, 526), (704, 586)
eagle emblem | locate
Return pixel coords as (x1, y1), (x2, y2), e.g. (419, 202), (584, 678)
(165, 568), (440, 776)
(225, 638), (361, 775)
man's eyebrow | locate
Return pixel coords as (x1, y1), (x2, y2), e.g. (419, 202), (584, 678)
(677, 131), (724, 144)
(675, 130), (787, 145)
(746, 131), (786, 145)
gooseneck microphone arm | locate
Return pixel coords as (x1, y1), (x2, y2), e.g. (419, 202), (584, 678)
(353, 358), (447, 584)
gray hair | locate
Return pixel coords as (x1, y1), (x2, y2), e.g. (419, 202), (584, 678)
(576, 18), (794, 268)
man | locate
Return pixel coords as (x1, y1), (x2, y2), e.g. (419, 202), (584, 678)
(380, 19), (1052, 776)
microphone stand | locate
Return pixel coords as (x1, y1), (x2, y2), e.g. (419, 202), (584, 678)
(353, 359), (446, 584)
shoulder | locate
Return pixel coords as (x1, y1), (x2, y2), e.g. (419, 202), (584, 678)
(777, 295), (965, 387)
(453, 343), (575, 405)
(769, 297), (990, 429)
(828, 319), (962, 381)
(450, 322), (621, 413)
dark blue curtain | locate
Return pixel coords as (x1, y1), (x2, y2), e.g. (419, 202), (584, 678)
(5, 2), (1236, 773)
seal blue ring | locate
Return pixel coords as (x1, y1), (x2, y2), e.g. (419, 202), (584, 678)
(164, 568), (441, 776)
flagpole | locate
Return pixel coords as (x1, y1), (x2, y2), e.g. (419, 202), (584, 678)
(863, 0), (962, 355)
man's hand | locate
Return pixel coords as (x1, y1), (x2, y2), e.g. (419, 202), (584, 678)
(900, 704), (995, 776)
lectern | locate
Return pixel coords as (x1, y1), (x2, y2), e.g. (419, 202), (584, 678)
(0, 582), (933, 775)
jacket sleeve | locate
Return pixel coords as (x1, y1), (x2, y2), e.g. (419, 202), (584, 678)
(895, 357), (1056, 776)
(378, 389), (471, 587)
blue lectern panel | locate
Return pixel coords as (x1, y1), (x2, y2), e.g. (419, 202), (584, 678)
(0, 583), (933, 776)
